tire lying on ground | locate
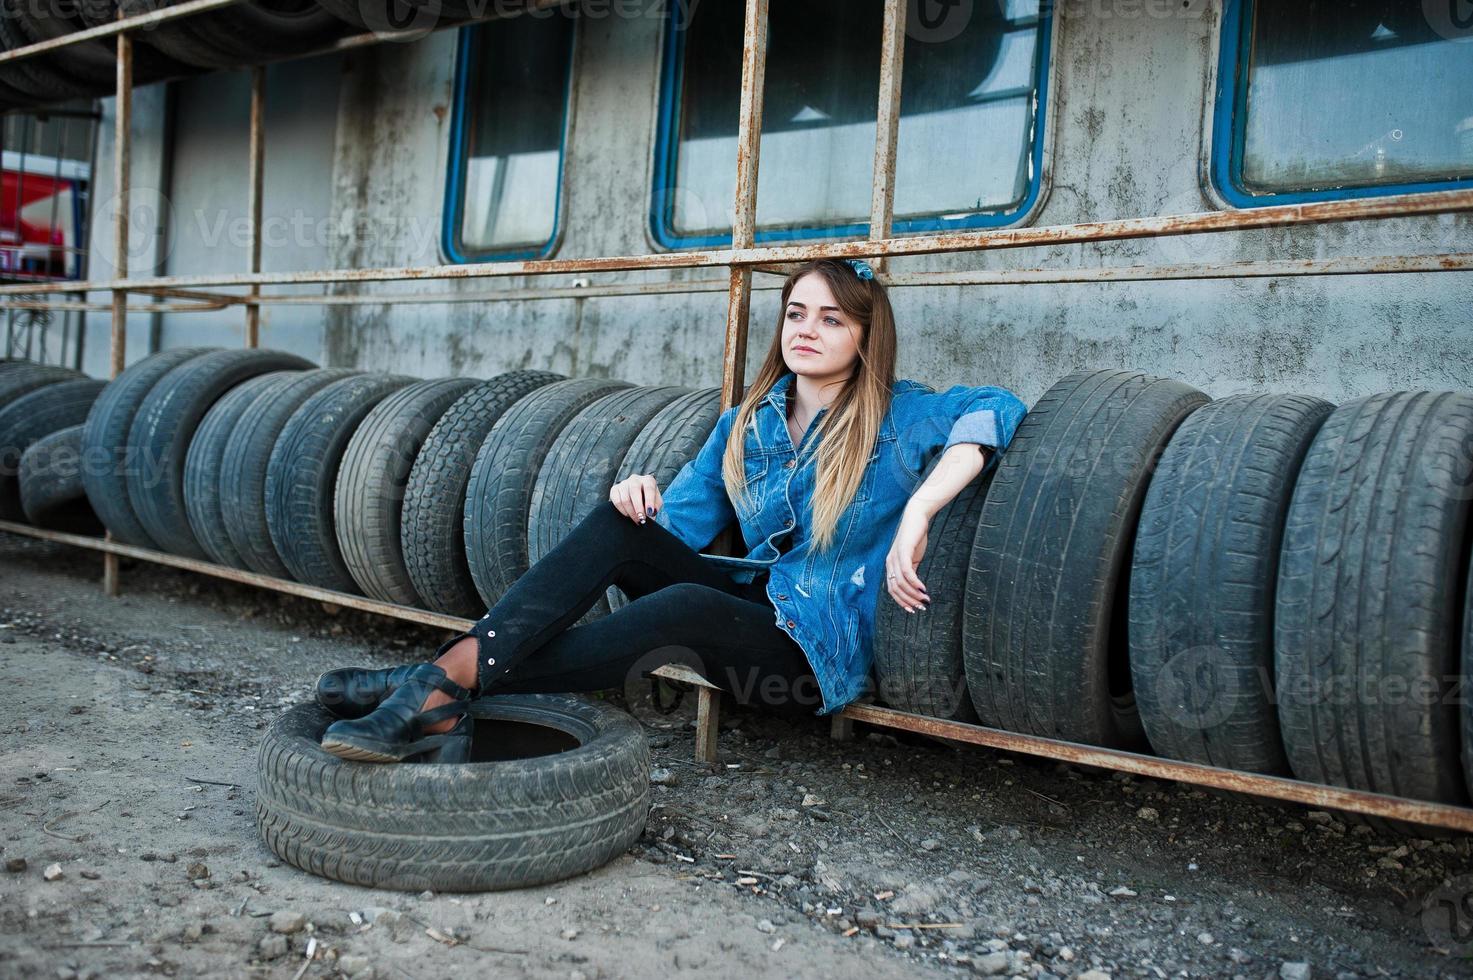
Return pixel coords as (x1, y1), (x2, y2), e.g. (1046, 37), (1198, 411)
(19, 425), (101, 534)
(402, 370), (566, 617)
(0, 377), (107, 521)
(464, 378), (633, 607)
(265, 373), (415, 593)
(1276, 391), (1473, 806)
(1128, 393), (1334, 775)
(219, 368), (361, 578)
(873, 454), (993, 722)
(333, 377), (480, 606)
(963, 370), (1209, 749)
(182, 371), (304, 569)
(255, 693), (650, 892)
(127, 348), (316, 559)
(605, 387), (723, 614)
(81, 347), (215, 548)
(527, 385), (689, 625)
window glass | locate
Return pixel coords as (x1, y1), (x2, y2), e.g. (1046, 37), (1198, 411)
(660, 0), (1047, 242)
(1229, 0), (1473, 196)
(449, 13), (575, 258)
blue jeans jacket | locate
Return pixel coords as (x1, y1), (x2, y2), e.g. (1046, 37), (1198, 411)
(653, 371), (1028, 715)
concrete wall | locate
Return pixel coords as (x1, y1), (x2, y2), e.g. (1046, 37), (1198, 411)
(82, 0), (1472, 404)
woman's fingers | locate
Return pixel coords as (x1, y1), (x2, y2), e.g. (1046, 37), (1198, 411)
(884, 551), (927, 611)
(610, 483), (633, 522)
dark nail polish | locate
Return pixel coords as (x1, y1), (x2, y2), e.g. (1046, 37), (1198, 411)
(646, 506), (654, 516)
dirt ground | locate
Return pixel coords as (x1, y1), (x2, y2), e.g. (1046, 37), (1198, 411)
(1, 533), (1472, 980)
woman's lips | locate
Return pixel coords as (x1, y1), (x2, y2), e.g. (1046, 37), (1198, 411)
(793, 347), (818, 354)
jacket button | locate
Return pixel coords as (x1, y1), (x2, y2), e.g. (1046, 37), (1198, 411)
(786, 619), (796, 629)
(777, 593), (788, 601)
(784, 459), (796, 468)
(783, 519), (793, 527)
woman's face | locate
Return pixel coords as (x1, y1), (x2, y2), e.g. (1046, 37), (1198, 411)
(782, 272), (863, 383)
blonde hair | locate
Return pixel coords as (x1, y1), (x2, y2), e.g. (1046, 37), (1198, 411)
(720, 259), (899, 552)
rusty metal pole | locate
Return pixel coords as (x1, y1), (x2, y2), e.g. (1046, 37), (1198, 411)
(102, 25), (133, 598)
(244, 65), (264, 347)
(720, 0), (768, 412)
(869, 0), (905, 277)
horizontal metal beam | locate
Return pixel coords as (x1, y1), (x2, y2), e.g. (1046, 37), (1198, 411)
(0, 520), (471, 633)
(836, 703), (1473, 833)
(3, 188), (1469, 298)
(0, 0), (242, 65)
(4, 517), (1470, 833)
(8, 252), (1463, 312)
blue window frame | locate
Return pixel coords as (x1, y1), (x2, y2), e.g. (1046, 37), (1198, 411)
(650, 0), (1053, 250)
(442, 12), (577, 263)
(1212, 0), (1473, 208)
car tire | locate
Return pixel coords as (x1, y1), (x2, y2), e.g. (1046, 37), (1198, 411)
(0, 378), (106, 521)
(18, 424), (101, 533)
(265, 373), (415, 592)
(401, 370), (564, 616)
(81, 348), (215, 549)
(127, 348), (316, 559)
(527, 385), (689, 624)
(183, 371), (304, 569)
(1128, 393), (1334, 774)
(963, 370), (1208, 748)
(605, 387), (723, 613)
(333, 377), (480, 606)
(255, 693), (650, 892)
(1276, 391), (1473, 807)
(463, 378), (632, 607)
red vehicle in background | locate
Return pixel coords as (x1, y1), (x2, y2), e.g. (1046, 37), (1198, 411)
(0, 166), (83, 281)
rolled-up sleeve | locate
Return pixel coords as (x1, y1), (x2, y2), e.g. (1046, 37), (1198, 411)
(651, 405), (739, 553)
(893, 381), (1028, 477)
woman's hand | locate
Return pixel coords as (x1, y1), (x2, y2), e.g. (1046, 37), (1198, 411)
(610, 473), (664, 524)
(884, 505), (930, 613)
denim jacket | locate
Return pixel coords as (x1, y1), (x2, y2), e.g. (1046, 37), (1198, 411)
(653, 371), (1028, 716)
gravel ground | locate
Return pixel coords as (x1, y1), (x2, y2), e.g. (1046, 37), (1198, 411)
(1, 532), (1472, 980)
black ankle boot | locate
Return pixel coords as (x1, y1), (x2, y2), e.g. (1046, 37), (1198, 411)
(319, 663), (475, 764)
(315, 663), (419, 719)
(407, 712), (474, 764)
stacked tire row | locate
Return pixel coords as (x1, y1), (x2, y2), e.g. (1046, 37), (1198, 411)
(874, 368), (1473, 827)
(0, 0), (500, 113)
(7, 350), (721, 627)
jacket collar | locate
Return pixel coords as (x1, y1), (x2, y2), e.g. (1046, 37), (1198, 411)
(760, 371), (796, 415)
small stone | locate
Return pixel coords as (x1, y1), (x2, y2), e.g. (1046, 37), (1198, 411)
(756, 919), (776, 934)
(5, 858), (25, 873)
(181, 923), (204, 942)
(801, 794), (825, 807)
(892, 933), (914, 950)
(920, 839), (941, 851)
(560, 928), (578, 940)
(79, 870), (100, 880)
(1280, 963), (1312, 980)
(1107, 886), (1136, 898)
(185, 862), (209, 880)
(43, 862), (63, 881)
(337, 954), (372, 977)
(269, 910), (306, 934)
(257, 934), (289, 960)
(855, 910), (883, 929)
(1136, 807), (1159, 822)
(972, 951), (1009, 975)
(1197, 931), (1214, 945)
(650, 768), (678, 787)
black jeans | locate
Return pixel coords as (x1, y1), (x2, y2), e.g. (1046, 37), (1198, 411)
(440, 500), (822, 715)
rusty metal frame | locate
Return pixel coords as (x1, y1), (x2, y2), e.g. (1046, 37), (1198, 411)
(2, 0), (1473, 833)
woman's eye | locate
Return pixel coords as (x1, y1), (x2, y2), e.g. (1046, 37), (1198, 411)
(824, 317), (840, 326)
(786, 310), (801, 320)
